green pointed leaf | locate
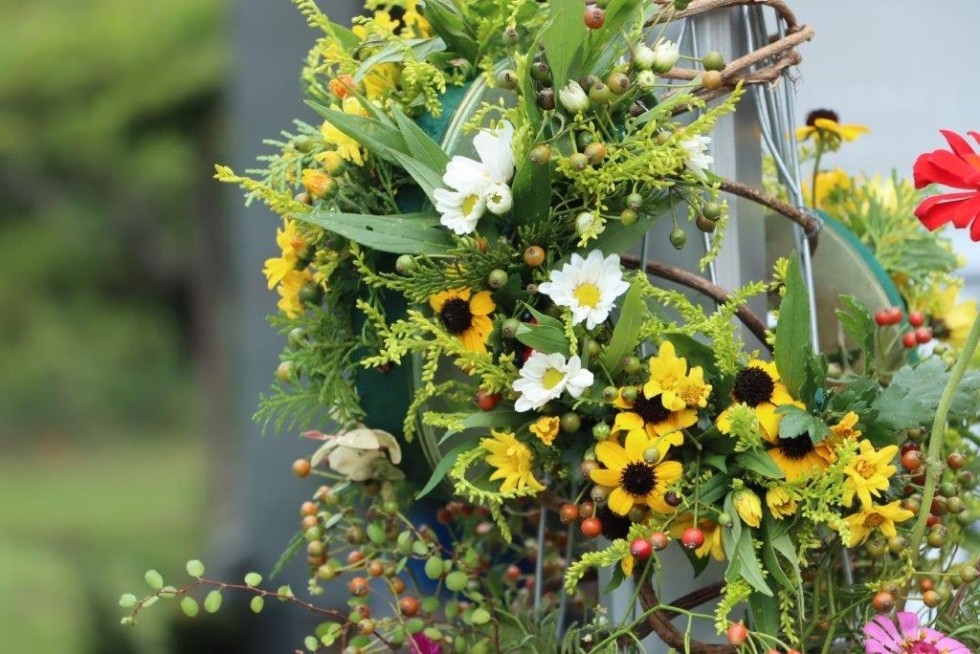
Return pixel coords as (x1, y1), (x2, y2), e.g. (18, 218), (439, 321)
(836, 295), (876, 373)
(774, 255), (815, 400)
(390, 104), (449, 172)
(296, 210), (452, 255)
(185, 560), (205, 578)
(515, 323), (570, 355)
(748, 591), (780, 634)
(440, 410), (523, 444)
(602, 278), (645, 374)
(308, 104), (407, 164)
(422, 0), (477, 61)
(736, 450), (784, 479)
(512, 156), (551, 225)
(387, 150), (444, 204)
(542, 0), (588, 90)
(354, 38), (446, 82)
(522, 303), (562, 329)
(582, 0), (645, 75)
(416, 442), (473, 500)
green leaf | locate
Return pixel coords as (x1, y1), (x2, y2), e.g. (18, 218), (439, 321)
(416, 442), (473, 500)
(736, 450), (784, 479)
(722, 512), (772, 596)
(602, 279), (645, 374)
(836, 295), (876, 373)
(702, 452), (728, 473)
(180, 597), (199, 618)
(582, 0), (645, 75)
(390, 105), (450, 172)
(297, 210), (453, 255)
(873, 358), (980, 433)
(308, 104), (408, 165)
(542, 0), (588, 90)
(440, 409), (523, 444)
(144, 570), (164, 590)
(470, 607), (492, 625)
(774, 256), (815, 400)
(250, 596), (265, 614)
(512, 156), (552, 225)
(354, 38), (446, 82)
(304, 636), (319, 652)
(698, 472), (733, 506)
(748, 592), (780, 635)
(367, 523), (387, 545)
(515, 323), (570, 355)
(522, 303), (563, 329)
(203, 590), (222, 614)
(422, 0), (477, 61)
(118, 593), (138, 608)
(387, 150), (444, 204)
(776, 404), (830, 444)
(185, 560), (205, 578)
(244, 572), (263, 587)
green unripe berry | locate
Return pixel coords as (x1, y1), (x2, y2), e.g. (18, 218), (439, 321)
(621, 386), (638, 402)
(939, 482), (958, 498)
(584, 338), (601, 357)
(502, 26), (519, 44)
(497, 69), (518, 90)
(445, 571), (469, 592)
(716, 511), (733, 527)
(592, 422), (610, 440)
(927, 528), (947, 548)
(865, 538), (888, 557)
(696, 215), (716, 233)
(643, 447), (660, 463)
(568, 152), (589, 171)
(621, 356), (642, 374)
(530, 61), (552, 84)
(501, 318), (521, 339)
(946, 496), (966, 514)
(702, 51), (725, 72)
(673, 0), (690, 9)
(395, 254), (417, 275)
(530, 143), (552, 165)
(620, 208), (638, 226)
(536, 88), (555, 111)
(887, 535), (907, 554)
(293, 134), (314, 153)
(488, 269), (509, 289)
(626, 192), (643, 211)
(424, 556), (444, 580)
(561, 412), (582, 433)
(702, 201), (723, 220)
(669, 227), (687, 249)
(959, 564), (978, 584)
(584, 141), (607, 165)
(588, 81), (612, 104)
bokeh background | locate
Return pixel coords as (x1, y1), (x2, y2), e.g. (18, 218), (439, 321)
(1, 1), (977, 652)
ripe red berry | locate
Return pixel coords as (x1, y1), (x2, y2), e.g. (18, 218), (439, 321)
(475, 389), (500, 411)
(926, 513), (942, 528)
(885, 306), (903, 325)
(630, 538), (653, 561)
(902, 450), (923, 471)
(584, 4), (606, 29)
(504, 564), (521, 583)
(580, 517), (602, 539)
(559, 503), (580, 524)
(914, 327), (932, 344)
(900, 441), (920, 455)
(902, 332), (917, 348)
(874, 309), (890, 326)
(908, 311), (925, 327)
(947, 452), (966, 469)
(649, 531), (669, 551)
(300, 501), (317, 517)
(348, 577), (370, 597)
(872, 591), (895, 613)
(292, 459), (311, 478)
(726, 622), (748, 646)
(681, 527), (705, 550)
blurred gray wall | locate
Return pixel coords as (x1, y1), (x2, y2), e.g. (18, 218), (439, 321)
(790, 0), (980, 299)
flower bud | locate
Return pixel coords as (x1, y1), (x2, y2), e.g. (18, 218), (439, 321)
(636, 70), (656, 90)
(633, 44), (656, 70)
(302, 169), (338, 199)
(733, 489), (762, 528)
(651, 39), (680, 73)
(575, 212), (599, 237)
(485, 183), (513, 215)
(559, 80), (590, 114)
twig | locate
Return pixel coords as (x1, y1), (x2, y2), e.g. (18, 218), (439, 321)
(649, 0), (801, 32)
(619, 254), (772, 350)
(623, 580), (736, 654)
(718, 177), (821, 239)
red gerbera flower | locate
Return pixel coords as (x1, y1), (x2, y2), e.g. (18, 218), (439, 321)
(913, 129), (980, 240)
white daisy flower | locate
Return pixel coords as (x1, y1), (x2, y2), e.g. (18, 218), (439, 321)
(436, 121), (515, 233)
(512, 352), (594, 412)
(537, 249), (630, 329)
(679, 135), (713, 179)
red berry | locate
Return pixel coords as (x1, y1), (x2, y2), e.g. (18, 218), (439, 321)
(649, 531), (669, 551)
(559, 503), (580, 524)
(902, 450), (923, 471)
(872, 591), (895, 613)
(885, 306), (903, 325)
(505, 564), (521, 583)
(398, 595), (420, 616)
(908, 311), (925, 327)
(947, 452), (966, 469)
(681, 527), (705, 550)
(726, 622), (748, 646)
(581, 517), (602, 539)
(874, 309), (890, 326)
(348, 577), (370, 597)
(900, 441), (920, 455)
(475, 389), (500, 411)
(914, 327), (932, 344)
(926, 513), (942, 528)
(584, 5), (606, 29)
(902, 332), (917, 348)
(630, 538), (653, 561)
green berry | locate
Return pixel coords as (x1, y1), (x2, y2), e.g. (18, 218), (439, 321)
(626, 192), (643, 211)
(395, 254), (417, 275)
(621, 356), (642, 374)
(702, 201), (722, 220)
(530, 61), (551, 84)
(607, 72), (630, 95)
(293, 134), (314, 153)
(568, 152), (589, 171)
(502, 319), (521, 339)
(592, 422), (610, 440)
(621, 386), (638, 402)
(488, 269), (509, 289)
(585, 141), (607, 165)
(589, 82), (612, 104)
(696, 215), (716, 233)
(702, 51), (725, 72)
(620, 208), (638, 226)
(530, 144), (552, 165)
(497, 69), (518, 90)
(669, 227), (687, 249)
(561, 412), (582, 433)
(576, 131), (594, 150)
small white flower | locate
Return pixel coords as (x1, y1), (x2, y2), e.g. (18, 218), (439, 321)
(485, 182), (513, 215)
(436, 121), (515, 234)
(558, 80), (590, 114)
(679, 135), (714, 179)
(512, 352), (594, 412)
(633, 44), (656, 70)
(651, 39), (680, 73)
(309, 426), (403, 482)
(537, 249), (630, 329)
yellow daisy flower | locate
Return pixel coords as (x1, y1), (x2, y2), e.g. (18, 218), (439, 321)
(842, 500), (914, 547)
(669, 515), (725, 561)
(403, 0), (432, 37)
(842, 441), (899, 508)
(801, 167), (852, 211)
(263, 220), (308, 289)
(364, 63), (401, 100)
(590, 430), (683, 516)
(717, 360), (797, 440)
(930, 286), (979, 349)
(795, 109), (869, 151)
(482, 431), (544, 494)
(816, 411), (862, 463)
(611, 389), (695, 448)
(675, 365), (712, 409)
(642, 341), (689, 410)
(765, 486), (798, 519)
(278, 269), (313, 318)
(529, 416), (560, 446)
(429, 288), (495, 353)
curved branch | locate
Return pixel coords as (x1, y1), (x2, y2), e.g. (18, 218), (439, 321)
(619, 254), (772, 350)
(719, 178), (821, 239)
(649, 0), (802, 33)
(621, 580), (737, 654)
(630, 581), (727, 642)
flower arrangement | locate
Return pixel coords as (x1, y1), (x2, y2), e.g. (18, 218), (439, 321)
(120, 1), (979, 653)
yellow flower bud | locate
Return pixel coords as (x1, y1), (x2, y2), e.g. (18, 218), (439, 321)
(765, 487), (798, 520)
(733, 489), (762, 528)
(530, 416), (560, 446)
(301, 169), (338, 199)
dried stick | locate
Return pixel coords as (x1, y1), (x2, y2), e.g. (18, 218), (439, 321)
(619, 579), (736, 653)
(629, 581), (727, 642)
(619, 254), (772, 350)
(649, 0), (801, 32)
(718, 178), (821, 237)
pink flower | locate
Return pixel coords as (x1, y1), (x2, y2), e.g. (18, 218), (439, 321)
(863, 612), (969, 654)
(410, 634), (442, 654)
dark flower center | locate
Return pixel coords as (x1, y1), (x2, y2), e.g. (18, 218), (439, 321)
(632, 393), (672, 424)
(440, 297), (473, 334)
(805, 108), (839, 126)
(620, 462), (657, 498)
(732, 367), (775, 407)
(597, 504), (632, 541)
(778, 434), (814, 460)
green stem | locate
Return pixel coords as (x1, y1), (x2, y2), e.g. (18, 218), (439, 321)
(899, 312), (980, 609)
(810, 146), (824, 208)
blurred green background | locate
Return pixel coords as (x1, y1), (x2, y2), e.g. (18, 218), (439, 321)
(1, 0), (223, 651)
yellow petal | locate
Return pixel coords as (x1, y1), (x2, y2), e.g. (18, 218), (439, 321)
(595, 441), (629, 471)
(608, 487), (635, 516)
(624, 429), (649, 460)
(755, 403), (782, 443)
(613, 412), (644, 434)
(469, 291), (496, 316)
(655, 460), (683, 485)
(590, 468), (621, 487)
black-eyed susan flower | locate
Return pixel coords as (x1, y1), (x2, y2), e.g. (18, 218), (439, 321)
(589, 430), (682, 516)
(611, 389), (695, 448)
(429, 288), (496, 353)
(717, 360), (796, 440)
(842, 500), (914, 547)
(796, 109), (869, 150)
(765, 486), (798, 519)
(669, 514), (725, 561)
(842, 441), (899, 508)
(529, 416), (559, 446)
(482, 430), (544, 494)
(767, 431), (829, 483)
